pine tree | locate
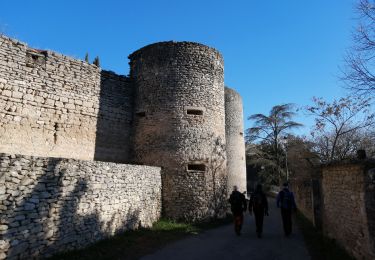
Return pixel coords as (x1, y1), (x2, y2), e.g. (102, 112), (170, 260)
(84, 53), (89, 62)
(93, 56), (100, 67)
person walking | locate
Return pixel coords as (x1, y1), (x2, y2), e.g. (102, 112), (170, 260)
(249, 184), (269, 238)
(277, 182), (297, 237)
(229, 185), (247, 236)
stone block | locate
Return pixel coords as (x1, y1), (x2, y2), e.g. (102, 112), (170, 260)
(23, 203), (35, 211)
(23, 94), (34, 101)
(45, 99), (55, 106)
(55, 101), (64, 107)
(65, 103), (75, 110)
(0, 225), (8, 231)
(11, 91), (23, 99)
(82, 101), (94, 108)
(2, 90), (11, 97)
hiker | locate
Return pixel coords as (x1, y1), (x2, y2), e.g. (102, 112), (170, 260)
(228, 185), (247, 236)
(249, 184), (269, 238)
(276, 182), (297, 237)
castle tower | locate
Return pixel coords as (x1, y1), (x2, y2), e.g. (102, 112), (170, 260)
(225, 87), (247, 194)
(129, 42), (227, 221)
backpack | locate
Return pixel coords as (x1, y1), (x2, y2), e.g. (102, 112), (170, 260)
(281, 190), (292, 209)
(253, 193), (264, 208)
(230, 192), (244, 213)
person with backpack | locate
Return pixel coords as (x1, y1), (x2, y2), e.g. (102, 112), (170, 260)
(249, 184), (269, 238)
(277, 182), (297, 237)
(228, 185), (247, 236)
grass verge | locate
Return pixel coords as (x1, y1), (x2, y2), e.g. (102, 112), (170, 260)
(48, 216), (232, 260)
(295, 211), (354, 260)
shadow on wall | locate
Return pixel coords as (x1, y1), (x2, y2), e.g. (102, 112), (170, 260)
(3, 157), (64, 258)
(93, 71), (134, 163)
(1, 156), (141, 259)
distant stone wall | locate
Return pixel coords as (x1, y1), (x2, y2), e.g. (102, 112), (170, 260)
(321, 162), (375, 260)
(0, 35), (133, 163)
(0, 153), (162, 259)
(225, 87), (246, 194)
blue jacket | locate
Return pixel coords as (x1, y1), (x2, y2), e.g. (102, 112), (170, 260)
(276, 188), (296, 209)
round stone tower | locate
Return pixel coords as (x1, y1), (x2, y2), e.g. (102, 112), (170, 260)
(225, 87), (247, 194)
(129, 42), (227, 221)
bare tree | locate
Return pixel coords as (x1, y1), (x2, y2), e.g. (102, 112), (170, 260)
(285, 135), (320, 179)
(342, 0), (375, 97)
(306, 96), (375, 162)
(246, 103), (302, 185)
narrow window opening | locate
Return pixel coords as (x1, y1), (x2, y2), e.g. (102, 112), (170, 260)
(240, 132), (244, 136)
(188, 164), (206, 171)
(187, 109), (203, 115)
(136, 111), (146, 117)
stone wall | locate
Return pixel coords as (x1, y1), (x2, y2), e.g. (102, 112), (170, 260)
(290, 178), (314, 223)
(129, 42), (227, 221)
(0, 153), (162, 259)
(365, 165), (375, 260)
(0, 35), (133, 163)
(0, 34), (246, 225)
(225, 87), (246, 194)
(321, 161), (375, 259)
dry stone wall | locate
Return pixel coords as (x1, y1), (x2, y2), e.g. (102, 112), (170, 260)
(322, 162), (375, 259)
(0, 153), (162, 259)
(0, 35), (133, 163)
(129, 42), (227, 221)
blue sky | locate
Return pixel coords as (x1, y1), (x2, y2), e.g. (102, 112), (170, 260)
(0, 0), (357, 134)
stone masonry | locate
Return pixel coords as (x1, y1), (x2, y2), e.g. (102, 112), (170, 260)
(129, 42), (228, 220)
(0, 153), (162, 259)
(321, 161), (375, 260)
(293, 160), (375, 259)
(0, 35), (247, 258)
(290, 178), (315, 223)
(225, 87), (246, 194)
(0, 35), (133, 163)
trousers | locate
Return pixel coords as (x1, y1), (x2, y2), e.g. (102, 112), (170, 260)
(281, 208), (292, 235)
(254, 210), (264, 234)
(234, 213), (244, 235)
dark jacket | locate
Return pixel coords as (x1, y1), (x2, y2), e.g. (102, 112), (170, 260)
(249, 191), (268, 215)
(229, 190), (247, 215)
(276, 188), (297, 210)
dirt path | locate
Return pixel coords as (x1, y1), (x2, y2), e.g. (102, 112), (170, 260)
(142, 198), (310, 260)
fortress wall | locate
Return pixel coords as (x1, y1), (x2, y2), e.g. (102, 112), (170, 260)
(129, 42), (227, 221)
(0, 35), (133, 163)
(0, 153), (162, 259)
(225, 87), (246, 194)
